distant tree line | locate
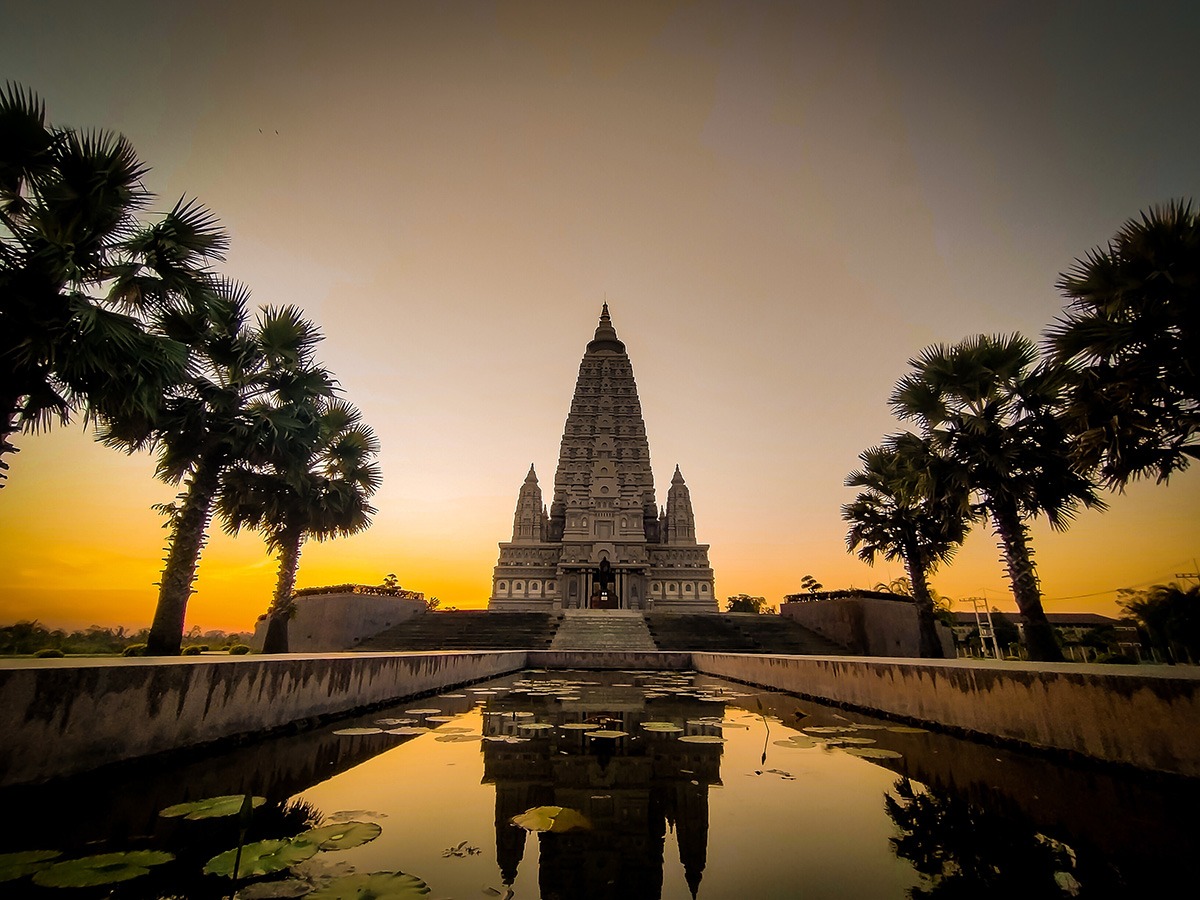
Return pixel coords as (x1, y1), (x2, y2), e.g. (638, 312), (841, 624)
(0, 621), (253, 656)
(839, 200), (1197, 661)
(0, 84), (382, 655)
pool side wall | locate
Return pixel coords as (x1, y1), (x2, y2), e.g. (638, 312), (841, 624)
(691, 653), (1200, 777)
(0, 651), (524, 786)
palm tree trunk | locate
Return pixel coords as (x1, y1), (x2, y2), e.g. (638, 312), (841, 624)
(262, 528), (304, 654)
(988, 499), (1063, 662)
(147, 462), (221, 655)
(904, 548), (945, 659)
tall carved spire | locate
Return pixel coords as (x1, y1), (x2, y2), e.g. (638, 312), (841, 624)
(666, 465), (697, 544)
(510, 464), (545, 543)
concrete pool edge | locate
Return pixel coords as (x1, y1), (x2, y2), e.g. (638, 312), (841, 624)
(690, 653), (1200, 778)
(2, 650), (1197, 784)
(0, 651), (527, 786)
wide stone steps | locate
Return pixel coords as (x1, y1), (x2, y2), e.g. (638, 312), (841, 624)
(645, 613), (854, 655)
(354, 611), (560, 651)
(550, 610), (658, 651)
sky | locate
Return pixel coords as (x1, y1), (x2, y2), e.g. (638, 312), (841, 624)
(1, 1), (1197, 632)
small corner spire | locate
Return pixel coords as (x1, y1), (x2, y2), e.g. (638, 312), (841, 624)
(525, 463), (538, 483)
(672, 464), (685, 484)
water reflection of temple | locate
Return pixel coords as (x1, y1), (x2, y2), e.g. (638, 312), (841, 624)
(482, 689), (723, 899)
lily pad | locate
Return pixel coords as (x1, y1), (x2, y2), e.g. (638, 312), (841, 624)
(435, 733), (482, 742)
(204, 839), (318, 878)
(236, 879), (314, 898)
(0, 850), (62, 883)
(517, 722), (555, 730)
(802, 726), (854, 734)
(559, 723), (600, 731)
(325, 810), (388, 823)
(844, 747), (904, 759)
(33, 851), (174, 887)
(586, 730), (629, 739)
(296, 822), (383, 851)
(641, 724), (684, 733)
(511, 806), (593, 833)
(333, 727), (384, 736)
(160, 795), (267, 820)
(773, 737), (821, 749)
(886, 725), (928, 734)
(438, 693), (466, 698)
(424, 716), (456, 723)
(678, 735), (725, 744)
(308, 871), (431, 898)
(838, 737), (877, 745)
(404, 708), (440, 715)
(385, 726), (431, 735)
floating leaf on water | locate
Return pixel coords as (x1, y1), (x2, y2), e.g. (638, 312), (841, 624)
(425, 716), (456, 723)
(325, 810), (388, 823)
(405, 708), (441, 715)
(376, 718), (408, 726)
(773, 738), (821, 749)
(435, 733), (483, 742)
(511, 806), (593, 833)
(718, 721), (750, 729)
(838, 737), (877, 745)
(640, 721), (677, 728)
(802, 726), (854, 734)
(843, 747), (904, 759)
(434, 725), (472, 733)
(517, 722), (554, 730)
(886, 726), (928, 734)
(296, 822), (382, 852)
(438, 693), (466, 698)
(641, 724), (684, 733)
(686, 718), (721, 726)
(333, 727), (384, 736)
(848, 723), (888, 730)
(559, 723), (600, 730)
(510, 711), (535, 718)
(160, 795), (266, 820)
(204, 839), (318, 878)
(586, 730), (629, 739)
(0, 850), (61, 883)
(385, 726), (431, 735)
(33, 851), (174, 888)
(235, 879), (314, 899)
(678, 735), (725, 744)
(308, 871), (431, 899)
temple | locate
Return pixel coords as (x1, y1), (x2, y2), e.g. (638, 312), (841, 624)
(489, 305), (717, 612)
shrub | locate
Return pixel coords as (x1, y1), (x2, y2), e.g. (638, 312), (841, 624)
(123, 644), (147, 657)
(228, 644), (252, 655)
(34, 648), (65, 658)
(181, 645), (202, 655)
(1096, 651), (1139, 665)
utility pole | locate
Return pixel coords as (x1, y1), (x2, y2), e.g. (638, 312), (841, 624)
(965, 597), (1002, 659)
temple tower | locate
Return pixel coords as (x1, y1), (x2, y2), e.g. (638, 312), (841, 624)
(490, 305), (716, 612)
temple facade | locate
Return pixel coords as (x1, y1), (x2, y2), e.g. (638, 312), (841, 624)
(489, 305), (717, 612)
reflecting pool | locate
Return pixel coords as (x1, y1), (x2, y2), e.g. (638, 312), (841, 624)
(1, 669), (1197, 898)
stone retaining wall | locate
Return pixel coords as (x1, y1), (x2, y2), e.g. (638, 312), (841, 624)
(692, 653), (1200, 777)
(0, 651), (524, 786)
(4, 651), (1198, 785)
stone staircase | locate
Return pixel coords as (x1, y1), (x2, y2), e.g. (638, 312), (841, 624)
(645, 613), (853, 655)
(353, 611), (560, 651)
(550, 609), (658, 651)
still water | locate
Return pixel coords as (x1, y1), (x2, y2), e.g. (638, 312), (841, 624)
(1, 669), (1197, 898)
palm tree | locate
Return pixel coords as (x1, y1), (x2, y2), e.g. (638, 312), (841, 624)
(843, 433), (971, 658)
(1, 83), (224, 485)
(102, 297), (336, 655)
(890, 334), (1105, 661)
(1048, 199), (1199, 487)
(218, 399), (382, 653)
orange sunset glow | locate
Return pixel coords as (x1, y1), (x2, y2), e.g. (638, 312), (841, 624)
(2, 1), (1197, 632)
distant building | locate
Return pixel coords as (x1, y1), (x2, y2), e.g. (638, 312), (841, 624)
(489, 305), (716, 612)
